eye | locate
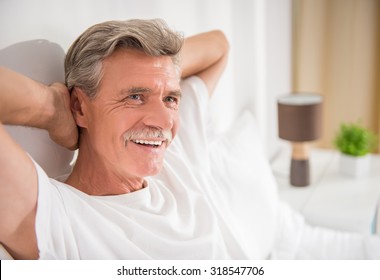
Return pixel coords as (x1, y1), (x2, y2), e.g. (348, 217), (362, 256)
(163, 95), (180, 109)
(120, 94), (144, 106)
(164, 96), (178, 103)
(128, 94), (142, 101)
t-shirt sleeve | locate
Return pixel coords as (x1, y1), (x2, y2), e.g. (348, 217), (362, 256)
(32, 159), (79, 259)
(177, 76), (211, 167)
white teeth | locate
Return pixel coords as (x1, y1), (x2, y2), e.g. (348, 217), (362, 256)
(132, 139), (163, 146)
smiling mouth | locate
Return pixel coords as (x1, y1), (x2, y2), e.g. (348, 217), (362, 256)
(130, 139), (164, 148)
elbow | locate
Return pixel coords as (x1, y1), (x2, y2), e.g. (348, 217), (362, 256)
(211, 30), (230, 57)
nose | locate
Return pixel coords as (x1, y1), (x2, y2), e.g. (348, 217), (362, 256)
(142, 100), (175, 130)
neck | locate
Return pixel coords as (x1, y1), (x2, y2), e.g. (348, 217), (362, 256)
(66, 149), (145, 196)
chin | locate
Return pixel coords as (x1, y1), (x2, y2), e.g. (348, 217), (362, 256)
(145, 166), (163, 177)
(136, 162), (163, 178)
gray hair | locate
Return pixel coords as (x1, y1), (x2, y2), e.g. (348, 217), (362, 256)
(65, 19), (183, 99)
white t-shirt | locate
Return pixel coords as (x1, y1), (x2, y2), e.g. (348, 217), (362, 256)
(34, 76), (279, 259)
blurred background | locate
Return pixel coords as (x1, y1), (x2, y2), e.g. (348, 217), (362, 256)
(0, 0), (378, 159)
(292, 0), (379, 153)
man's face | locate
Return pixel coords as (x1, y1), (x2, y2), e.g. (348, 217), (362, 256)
(80, 49), (181, 179)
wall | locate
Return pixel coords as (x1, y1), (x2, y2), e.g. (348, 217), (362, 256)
(292, 0), (380, 150)
(0, 0), (292, 158)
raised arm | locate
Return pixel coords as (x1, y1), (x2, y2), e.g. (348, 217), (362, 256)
(0, 67), (77, 259)
(180, 30), (229, 97)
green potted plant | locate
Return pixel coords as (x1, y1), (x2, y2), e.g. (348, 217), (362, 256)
(334, 122), (378, 177)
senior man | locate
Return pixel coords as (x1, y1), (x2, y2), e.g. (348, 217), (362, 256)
(0, 19), (230, 259)
(1, 19), (380, 260)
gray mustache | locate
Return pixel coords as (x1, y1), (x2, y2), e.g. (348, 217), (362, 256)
(123, 127), (173, 143)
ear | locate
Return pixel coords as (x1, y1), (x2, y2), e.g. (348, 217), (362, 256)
(70, 87), (89, 128)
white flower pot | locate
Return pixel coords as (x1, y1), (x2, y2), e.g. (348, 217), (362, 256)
(339, 153), (371, 178)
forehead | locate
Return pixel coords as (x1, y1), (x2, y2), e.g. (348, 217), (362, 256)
(98, 49), (180, 94)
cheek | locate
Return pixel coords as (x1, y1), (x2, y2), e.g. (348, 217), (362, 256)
(88, 112), (126, 149)
(171, 112), (180, 138)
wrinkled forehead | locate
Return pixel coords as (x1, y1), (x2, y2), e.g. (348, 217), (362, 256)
(104, 48), (180, 78)
(97, 49), (181, 96)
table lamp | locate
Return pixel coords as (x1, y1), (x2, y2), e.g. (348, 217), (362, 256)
(277, 93), (323, 186)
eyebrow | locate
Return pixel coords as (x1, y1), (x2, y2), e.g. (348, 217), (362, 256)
(120, 87), (182, 98)
(168, 90), (182, 98)
(126, 87), (152, 94)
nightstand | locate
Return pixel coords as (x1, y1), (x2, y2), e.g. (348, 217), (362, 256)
(271, 147), (380, 235)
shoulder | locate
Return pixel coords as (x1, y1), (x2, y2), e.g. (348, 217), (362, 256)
(180, 76), (209, 110)
(181, 75), (208, 92)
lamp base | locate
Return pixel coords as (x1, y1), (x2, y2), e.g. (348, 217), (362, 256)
(290, 158), (310, 186)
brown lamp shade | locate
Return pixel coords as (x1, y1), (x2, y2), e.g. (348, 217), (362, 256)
(278, 93), (323, 142)
(277, 93), (323, 187)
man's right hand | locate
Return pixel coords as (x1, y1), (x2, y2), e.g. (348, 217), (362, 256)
(47, 83), (78, 150)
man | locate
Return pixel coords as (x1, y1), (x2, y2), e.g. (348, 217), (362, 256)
(0, 19), (230, 259)
(1, 19), (380, 260)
